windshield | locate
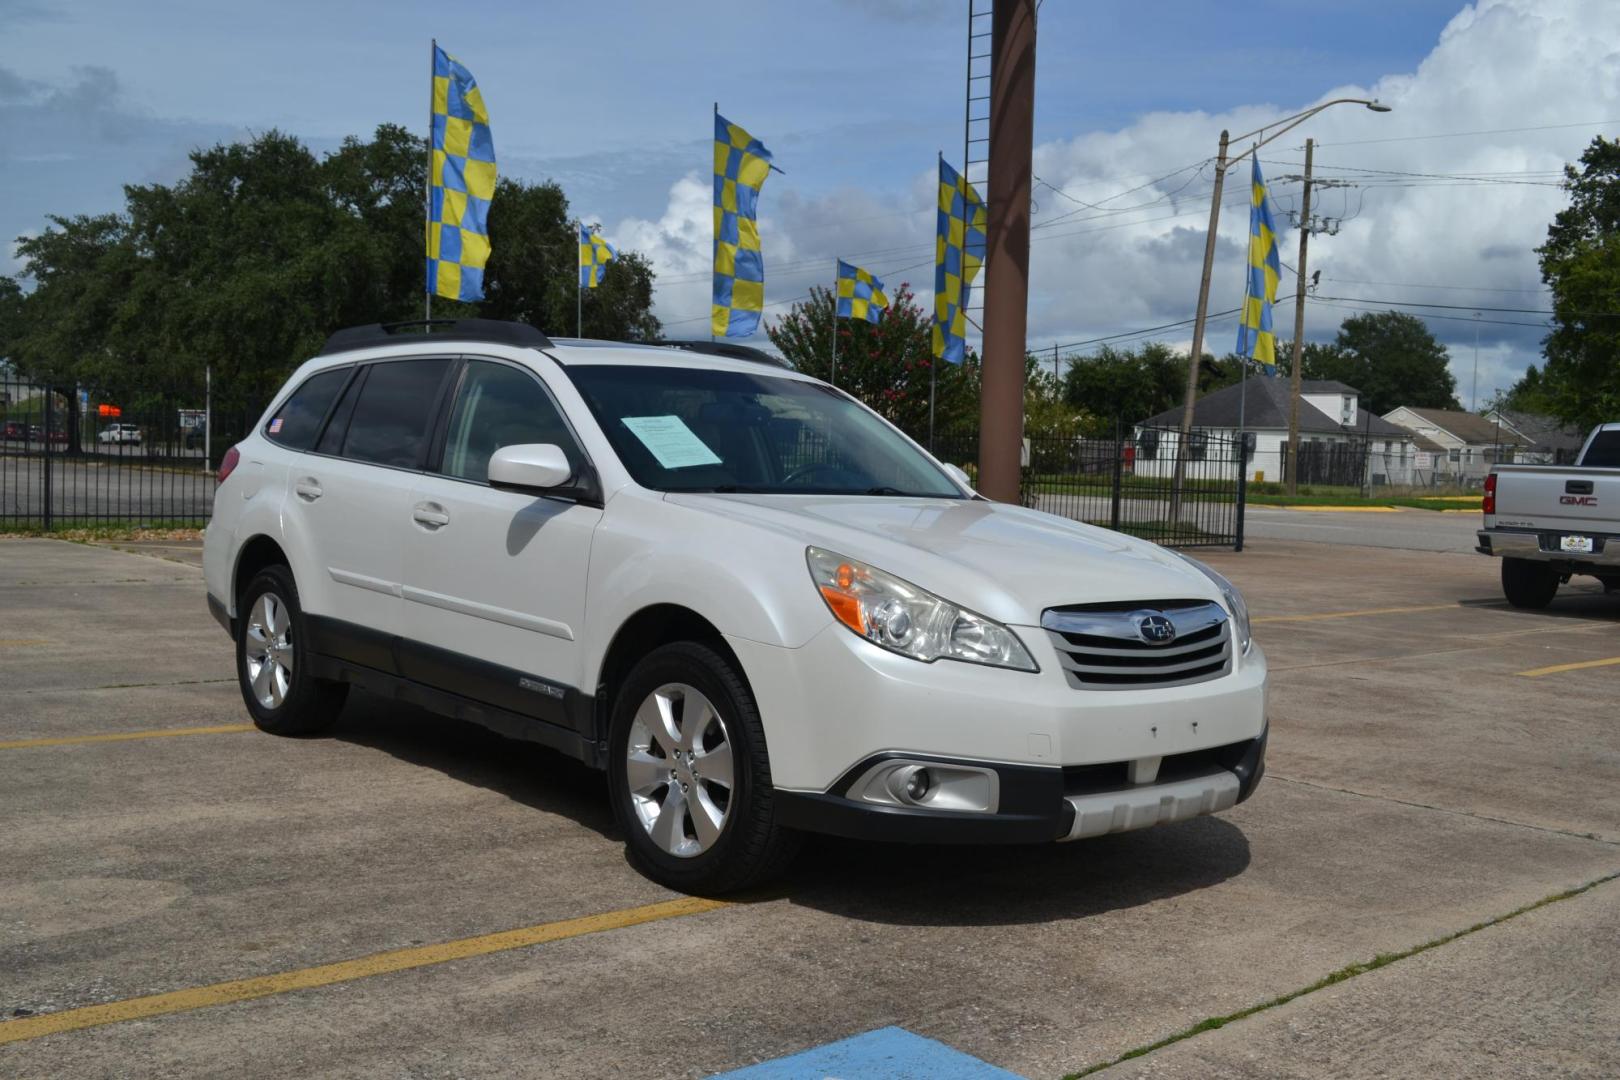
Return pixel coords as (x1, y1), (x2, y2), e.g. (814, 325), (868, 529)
(564, 364), (966, 497)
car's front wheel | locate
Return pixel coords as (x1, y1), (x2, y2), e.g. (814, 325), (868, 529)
(235, 565), (348, 735)
(607, 642), (799, 895)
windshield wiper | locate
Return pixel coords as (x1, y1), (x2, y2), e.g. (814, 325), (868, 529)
(862, 486), (954, 497)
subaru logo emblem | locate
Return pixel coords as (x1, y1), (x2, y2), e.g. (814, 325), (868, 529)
(1136, 613), (1176, 644)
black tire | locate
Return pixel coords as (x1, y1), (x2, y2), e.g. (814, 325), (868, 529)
(235, 564), (348, 735)
(607, 641), (800, 895)
(1501, 557), (1559, 610)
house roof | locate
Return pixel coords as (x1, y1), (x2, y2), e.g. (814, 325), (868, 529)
(1138, 378), (1410, 436)
(1488, 409), (1587, 452)
(1389, 407), (1532, 447)
(1299, 380), (1360, 394)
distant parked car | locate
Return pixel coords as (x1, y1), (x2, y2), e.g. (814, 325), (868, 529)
(98, 423), (143, 445)
(28, 425), (43, 442)
(1, 421), (25, 441)
(48, 429), (68, 445)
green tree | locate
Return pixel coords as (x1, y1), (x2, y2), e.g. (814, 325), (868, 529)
(1061, 341), (1188, 431)
(767, 283), (979, 437)
(1493, 362), (1556, 415)
(5, 125), (661, 429)
(1300, 312), (1459, 415)
(1536, 135), (1620, 430)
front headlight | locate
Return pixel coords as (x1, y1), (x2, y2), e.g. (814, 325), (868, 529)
(1175, 552), (1252, 654)
(806, 547), (1038, 672)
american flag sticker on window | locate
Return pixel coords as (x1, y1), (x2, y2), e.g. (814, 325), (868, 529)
(269, 418), (283, 433)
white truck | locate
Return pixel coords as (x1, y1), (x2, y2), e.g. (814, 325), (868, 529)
(1477, 423), (1620, 607)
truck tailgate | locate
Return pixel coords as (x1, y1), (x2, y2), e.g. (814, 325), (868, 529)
(1492, 465), (1620, 535)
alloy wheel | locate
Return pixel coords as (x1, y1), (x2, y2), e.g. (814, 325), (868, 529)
(244, 592), (294, 709)
(625, 683), (735, 858)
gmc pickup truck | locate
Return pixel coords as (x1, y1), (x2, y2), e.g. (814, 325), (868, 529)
(1477, 423), (1620, 607)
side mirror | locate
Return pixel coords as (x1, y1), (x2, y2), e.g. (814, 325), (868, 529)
(488, 443), (572, 493)
(943, 463), (973, 490)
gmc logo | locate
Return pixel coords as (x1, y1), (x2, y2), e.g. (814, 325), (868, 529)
(1560, 495), (1599, 507)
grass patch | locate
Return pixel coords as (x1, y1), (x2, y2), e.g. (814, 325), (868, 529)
(1246, 492), (1481, 511)
(1063, 870), (1620, 1079)
(1089, 520), (1222, 544)
(0, 521), (205, 541)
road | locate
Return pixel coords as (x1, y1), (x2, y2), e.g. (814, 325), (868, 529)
(0, 536), (1615, 1077)
(1242, 506), (1482, 553)
(0, 456), (214, 524)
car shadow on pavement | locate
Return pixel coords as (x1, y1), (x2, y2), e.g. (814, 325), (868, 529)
(328, 689), (621, 842)
(776, 815), (1251, 928)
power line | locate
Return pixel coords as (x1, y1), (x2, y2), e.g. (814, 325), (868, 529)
(1312, 119), (1620, 149)
(1322, 276), (1547, 295)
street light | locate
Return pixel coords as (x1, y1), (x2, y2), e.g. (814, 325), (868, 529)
(1174, 98), (1392, 489)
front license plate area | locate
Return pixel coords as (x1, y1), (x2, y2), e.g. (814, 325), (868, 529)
(1559, 534), (1594, 554)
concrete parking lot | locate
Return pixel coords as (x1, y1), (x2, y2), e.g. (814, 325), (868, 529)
(1, 527), (1616, 1078)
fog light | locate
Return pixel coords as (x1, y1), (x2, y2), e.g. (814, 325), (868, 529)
(906, 767), (932, 802)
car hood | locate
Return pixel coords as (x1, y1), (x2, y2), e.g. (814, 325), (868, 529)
(663, 493), (1222, 626)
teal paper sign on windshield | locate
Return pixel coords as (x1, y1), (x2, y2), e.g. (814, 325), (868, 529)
(621, 415), (723, 469)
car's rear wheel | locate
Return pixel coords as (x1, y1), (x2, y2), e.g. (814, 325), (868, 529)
(1501, 557), (1560, 609)
(607, 642), (799, 895)
(236, 565), (347, 735)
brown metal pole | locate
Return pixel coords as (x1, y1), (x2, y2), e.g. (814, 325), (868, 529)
(1170, 131), (1229, 519)
(1286, 138), (1314, 496)
(978, 0), (1036, 503)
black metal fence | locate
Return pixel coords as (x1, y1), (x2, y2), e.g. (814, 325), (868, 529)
(929, 424), (1247, 549)
(0, 373), (216, 528)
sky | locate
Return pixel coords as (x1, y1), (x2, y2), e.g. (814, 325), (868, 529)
(3, 0), (1615, 406)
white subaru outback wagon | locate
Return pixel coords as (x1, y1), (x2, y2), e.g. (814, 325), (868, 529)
(204, 320), (1267, 893)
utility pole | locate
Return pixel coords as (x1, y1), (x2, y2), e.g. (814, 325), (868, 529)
(977, 0), (1037, 503)
(1285, 138), (1314, 496)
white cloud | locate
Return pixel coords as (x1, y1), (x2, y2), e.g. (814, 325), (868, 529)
(623, 0), (1616, 400)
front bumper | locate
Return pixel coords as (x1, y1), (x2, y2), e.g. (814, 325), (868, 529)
(1477, 528), (1620, 568)
(774, 727), (1266, 845)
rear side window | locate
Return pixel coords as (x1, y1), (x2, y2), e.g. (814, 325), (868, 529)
(265, 368), (348, 450)
(340, 359), (452, 469)
(1582, 430), (1620, 468)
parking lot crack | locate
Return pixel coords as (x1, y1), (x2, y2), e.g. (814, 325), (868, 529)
(1267, 774), (1620, 847)
(1062, 871), (1620, 1079)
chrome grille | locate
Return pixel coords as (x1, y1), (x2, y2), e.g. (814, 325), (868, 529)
(1041, 600), (1231, 690)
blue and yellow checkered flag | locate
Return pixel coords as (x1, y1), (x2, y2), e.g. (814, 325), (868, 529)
(932, 156), (987, 365)
(1236, 157), (1282, 368)
(712, 112), (773, 338)
(579, 225), (616, 289)
(427, 44), (497, 303)
(835, 260), (889, 324)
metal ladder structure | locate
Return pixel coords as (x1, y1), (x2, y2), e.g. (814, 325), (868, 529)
(962, 0), (993, 326)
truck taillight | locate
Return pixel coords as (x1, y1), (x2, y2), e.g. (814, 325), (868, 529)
(217, 445), (241, 484)
(1483, 472), (1496, 515)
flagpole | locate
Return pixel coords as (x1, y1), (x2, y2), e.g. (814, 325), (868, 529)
(929, 346), (937, 452)
(576, 220), (583, 339)
(711, 101), (718, 343)
(425, 39), (438, 321)
(830, 260), (838, 387)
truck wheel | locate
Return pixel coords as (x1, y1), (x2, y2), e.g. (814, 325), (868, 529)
(1501, 558), (1559, 609)
(607, 642), (800, 895)
(236, 565), (348, 735)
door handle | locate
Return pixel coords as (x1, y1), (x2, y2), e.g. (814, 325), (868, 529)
(294, 477), (322, 502)
(412, 501), (450, 528)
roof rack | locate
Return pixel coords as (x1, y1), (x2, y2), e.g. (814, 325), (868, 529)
(653, 339), (792, 369)
(317, 319), (553, 356)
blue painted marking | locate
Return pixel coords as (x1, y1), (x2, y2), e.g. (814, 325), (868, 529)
(709, 1026), (1027, 1079)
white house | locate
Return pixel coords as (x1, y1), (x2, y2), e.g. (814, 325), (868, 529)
(1135, 379), (1418, 485)
(1382, 407), (1531, 482)
(1479, 408), (1586, 465)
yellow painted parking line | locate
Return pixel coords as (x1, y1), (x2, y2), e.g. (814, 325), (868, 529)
(1254, 602), (1470, 624)
(0, 724), (254, 751)
(0, 896), (729, 1046)
(1516, 656), (1620, 678)
(0, 638), (50, 647)
(1269, 505), (1405, 513)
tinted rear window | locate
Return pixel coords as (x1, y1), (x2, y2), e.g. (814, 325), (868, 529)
(1582, 430), (1620, 468)
(265, 368), (348, 450)
(340, 359), (452, 468)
